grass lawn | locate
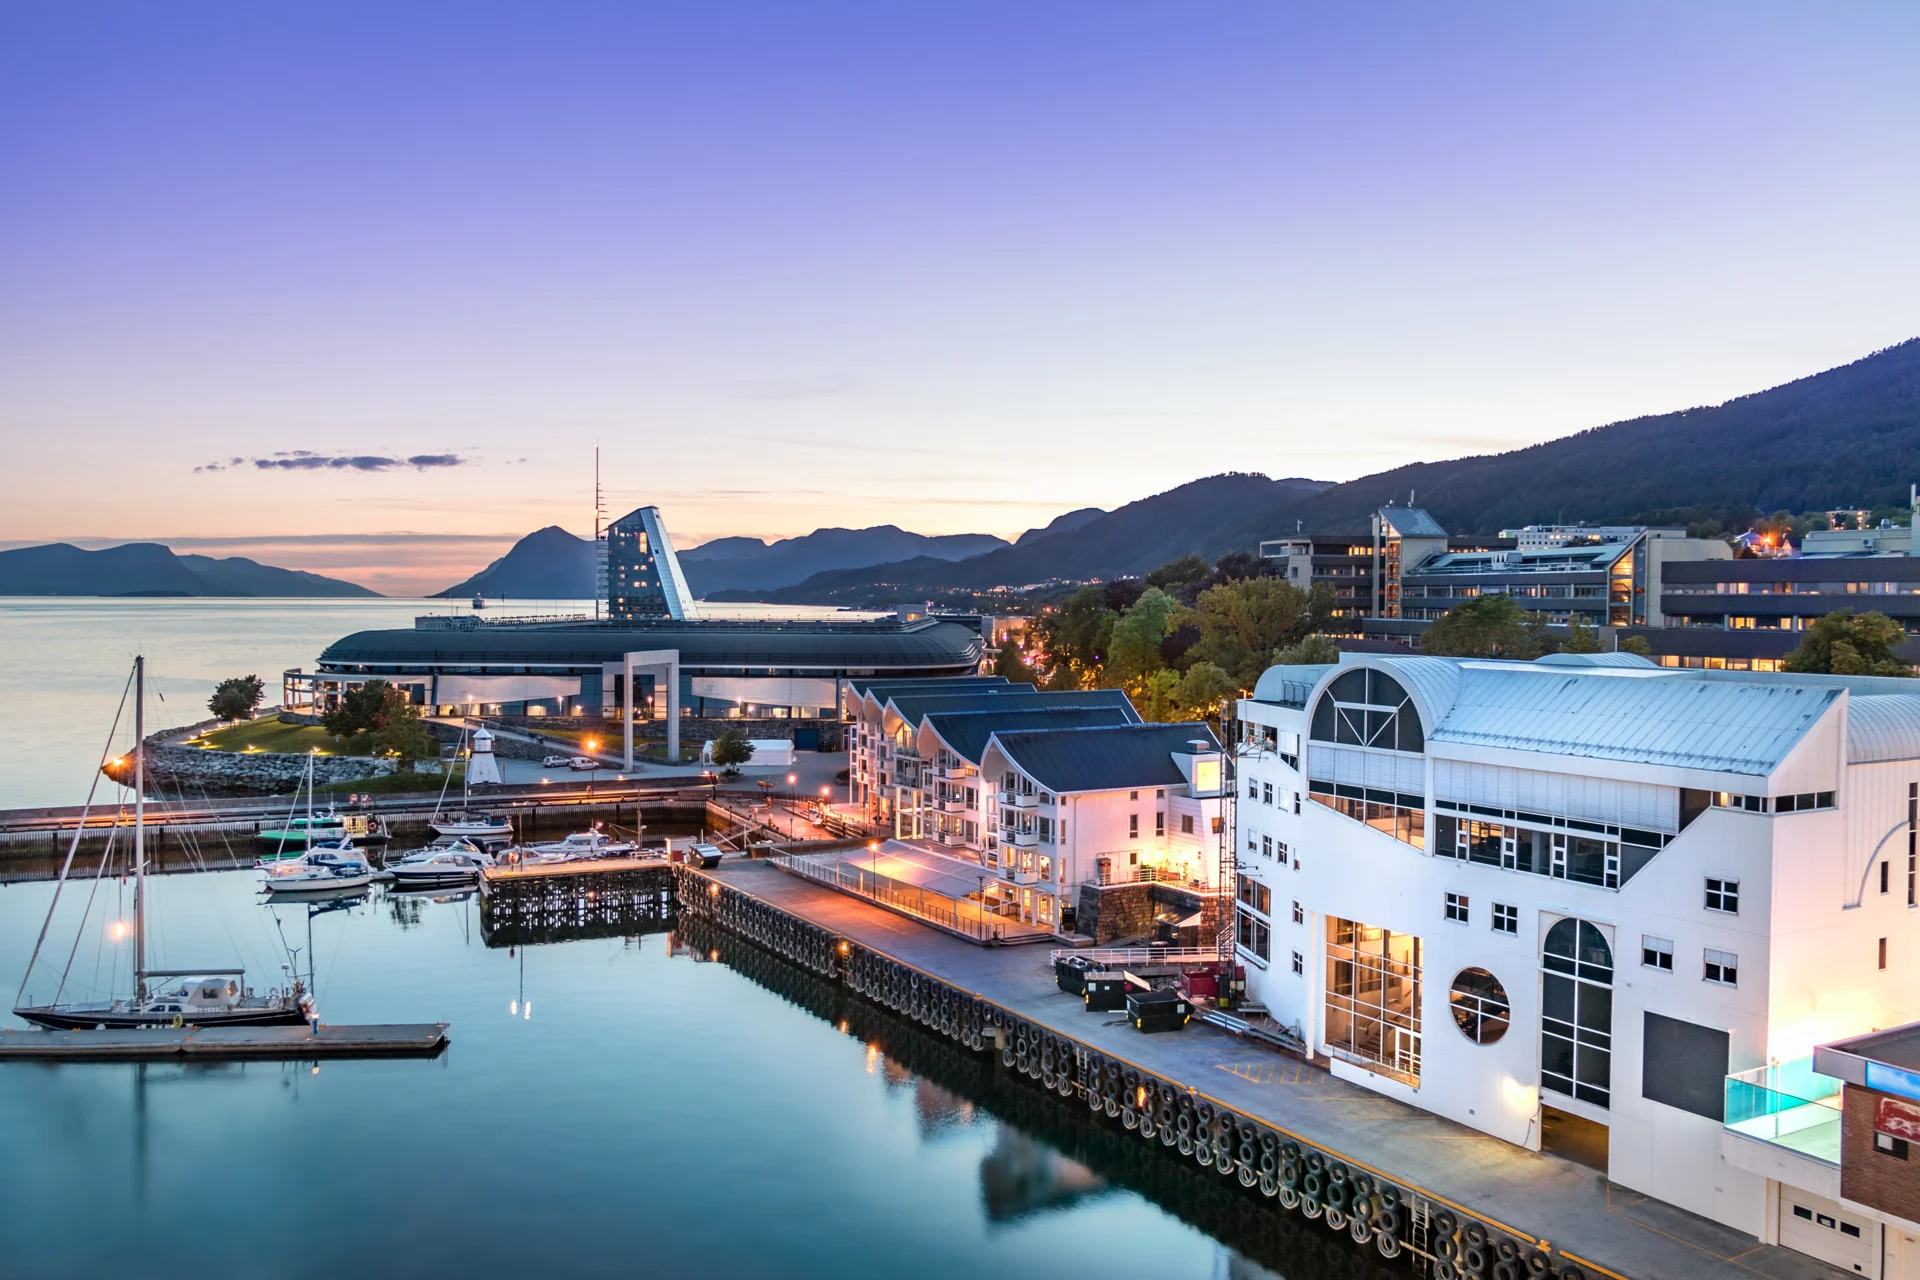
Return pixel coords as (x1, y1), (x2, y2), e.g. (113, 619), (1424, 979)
(188, 719), (372, 756)
(316, 768), (465, 796)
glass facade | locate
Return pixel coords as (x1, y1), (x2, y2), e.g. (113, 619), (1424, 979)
(1542, 918), (1613, 1109)
(1325, 916), (1422, 1085)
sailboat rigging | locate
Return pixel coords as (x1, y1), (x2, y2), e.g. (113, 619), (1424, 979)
(13, 656), (311, 1031)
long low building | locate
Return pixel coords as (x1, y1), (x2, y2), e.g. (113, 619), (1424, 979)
(285, 615), (986, 721)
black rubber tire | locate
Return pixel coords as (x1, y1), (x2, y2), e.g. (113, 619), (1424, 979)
(1349, 1215), (1372, 1245)
(1301, 1194), (1322, 1220)
(1526, 1250), (1551, 1278)
(1465, 1223), (1488, 1250)
(1464, 1244), (1489, 1275)
(1494, 1260), (1521, 1280)
(1302, 1171), (1324, 1200)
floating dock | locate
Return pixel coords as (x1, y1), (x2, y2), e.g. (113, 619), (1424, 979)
(0, 1022), (449, 1061)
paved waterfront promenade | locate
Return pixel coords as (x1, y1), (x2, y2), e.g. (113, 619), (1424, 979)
(707, 858), (1842, 1280)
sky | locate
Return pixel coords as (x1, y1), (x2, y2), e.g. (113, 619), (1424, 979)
(2, 1), (1917, 595)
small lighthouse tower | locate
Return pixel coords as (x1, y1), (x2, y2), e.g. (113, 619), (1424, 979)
(467, 726), (503, 786)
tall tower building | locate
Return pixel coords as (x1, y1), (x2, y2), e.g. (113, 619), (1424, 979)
(603, 506), (699, 621)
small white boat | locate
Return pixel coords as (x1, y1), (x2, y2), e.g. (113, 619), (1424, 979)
(431, 812), (511, 838)
(388, 844), (493, 888)
(261, 847), (374, 893)
(524, 827), (635, 861)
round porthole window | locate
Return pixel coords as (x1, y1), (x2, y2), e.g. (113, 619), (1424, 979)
(1449, 967), (1511, 1045)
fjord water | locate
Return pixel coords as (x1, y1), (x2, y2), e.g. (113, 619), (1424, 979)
(0, 597), (515, 811)
(0, 872), (1384, 1280)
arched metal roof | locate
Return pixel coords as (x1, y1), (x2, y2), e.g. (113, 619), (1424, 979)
(1847, 695), (1920, 764)
(318, 620), (985, 672)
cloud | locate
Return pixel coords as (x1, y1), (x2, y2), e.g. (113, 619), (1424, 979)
(198, 452), (466, 473)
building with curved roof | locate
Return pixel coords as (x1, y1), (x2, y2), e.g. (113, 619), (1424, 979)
(286, 615), (986, 721)
(1233, 648), (1920, 1269)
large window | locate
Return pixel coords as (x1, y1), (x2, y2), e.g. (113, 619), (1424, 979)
(1434, 807), (1667, 890)
(1325, 917), (1422, 1085)
(1237, 909), (1271, 961)
(1236, 874), (1270, 916)
(1310, 669), (1424, 753)
(1542, 919), (1613, 1109)
(1307, 780), (1427, 848)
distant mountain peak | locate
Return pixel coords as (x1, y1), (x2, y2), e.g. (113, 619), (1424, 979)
(0, 543), (379, 597)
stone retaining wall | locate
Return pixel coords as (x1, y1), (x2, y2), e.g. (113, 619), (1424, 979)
(106, 745), (404, 797)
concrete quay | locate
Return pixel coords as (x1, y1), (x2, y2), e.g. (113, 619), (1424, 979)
(680, 857), (1842, 1280)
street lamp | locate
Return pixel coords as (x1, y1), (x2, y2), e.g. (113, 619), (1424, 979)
(786, 772), (798, 839)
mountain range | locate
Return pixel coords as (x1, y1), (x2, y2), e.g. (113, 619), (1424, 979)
(0, 543), (379, 597)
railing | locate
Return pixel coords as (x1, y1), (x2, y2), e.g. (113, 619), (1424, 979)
(1049, 946), (1222, 967)
(1725, 1059), (1842, 1164)
(773, 854), (1030, 943)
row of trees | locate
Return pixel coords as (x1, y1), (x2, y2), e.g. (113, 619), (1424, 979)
(1014, 555), (1340, 720)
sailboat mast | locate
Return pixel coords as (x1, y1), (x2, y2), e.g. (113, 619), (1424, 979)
(133, 655), (146, 997)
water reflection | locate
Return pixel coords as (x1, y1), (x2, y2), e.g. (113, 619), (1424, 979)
(670, 913), (1399, 1280)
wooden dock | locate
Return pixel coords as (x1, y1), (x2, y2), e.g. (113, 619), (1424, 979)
(480, 854), (671, 882)
(0, 1022), (449, 1061)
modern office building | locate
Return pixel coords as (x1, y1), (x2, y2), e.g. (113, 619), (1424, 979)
(1233, 649), (1920, 1264)
(603, 505), (698, 621)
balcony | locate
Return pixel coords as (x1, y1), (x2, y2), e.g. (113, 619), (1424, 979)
(1007, 828), (1040, 849)
(937, 794), (967, 813)
(1724, 1059), (1841, 1165)
(1003, 790), (1040, 810)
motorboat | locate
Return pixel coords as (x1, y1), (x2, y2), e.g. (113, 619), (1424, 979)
(14, 656), (311, 1031)
(525, 827), (636, 861)
(387, 843), (493, 888)
(431, 811), (512, 839)
(257, 812), (347, 848)
(261, 846), (375, 893)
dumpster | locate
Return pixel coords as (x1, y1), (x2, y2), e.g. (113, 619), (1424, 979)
(1083, 973), (1131, 1012)
(1126, 988), (1193, 1033)
(1054, 954), (1095, 995)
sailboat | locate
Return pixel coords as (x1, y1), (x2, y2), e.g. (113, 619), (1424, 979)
(13, 656), (311, 1031)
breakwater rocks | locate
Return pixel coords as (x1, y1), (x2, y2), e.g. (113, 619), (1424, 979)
(103, 745), (402, 797)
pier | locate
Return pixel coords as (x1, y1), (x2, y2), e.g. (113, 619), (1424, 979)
(0, 1022), (449, 1061)
(655, 855), (1834, 1280)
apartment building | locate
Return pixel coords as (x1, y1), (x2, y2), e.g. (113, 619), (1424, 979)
(1233, 649), (1920, 1262)
(842, 679), (1137, 835)
(978, 722), (1227, 932)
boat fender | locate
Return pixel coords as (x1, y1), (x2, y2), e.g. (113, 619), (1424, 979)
(1375, 1229), (1401, 1259)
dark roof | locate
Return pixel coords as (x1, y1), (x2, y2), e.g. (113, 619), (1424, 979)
(922, 707), (1138, 764)
(319, 619), (984, 671)
(990, 722), (1222, 794)
(848, 675), (1009, 700)
(885, 688), (1136, 727)
(1381, 507), (1449, 538)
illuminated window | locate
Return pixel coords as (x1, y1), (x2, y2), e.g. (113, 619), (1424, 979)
(1325, 916), (1422, 1085)
(1448, 968), (1510, 1045)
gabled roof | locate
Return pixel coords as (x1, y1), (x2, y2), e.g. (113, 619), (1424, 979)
(989, 722), (1221, 795)
(846, 675), (1008, 700)
(1426, 666), (1838, 775)
(884, 688), (1135, 732)
(922, 706), (1138, 765)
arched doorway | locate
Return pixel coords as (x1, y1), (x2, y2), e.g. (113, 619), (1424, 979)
(1542, 918), (1612, 1109)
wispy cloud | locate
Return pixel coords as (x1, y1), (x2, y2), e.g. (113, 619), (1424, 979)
(196, 452), (466, 473)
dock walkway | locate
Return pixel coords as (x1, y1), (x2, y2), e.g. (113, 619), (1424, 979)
(0, 1023), (449, 1061)
(695, 858), (1837, 1280)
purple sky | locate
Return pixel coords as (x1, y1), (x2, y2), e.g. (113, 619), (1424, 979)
(3, 2), (1916, 594)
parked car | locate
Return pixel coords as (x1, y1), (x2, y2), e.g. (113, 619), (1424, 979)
(567, 756), (599, 771)
(541, 755), (571, 768)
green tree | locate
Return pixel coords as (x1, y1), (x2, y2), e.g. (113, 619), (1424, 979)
(1144, 555), (1210, 596)
(1173, 662), (1238, 723)
(1107, 587), (1179, 683)
(1558, 617), (1603, 654)
(1620, 634), (1653, 658)
(1420, 595), (1544, 659)
(709, 726), (755, 769)
(1272, 634), (1341, 665)
(208, 674), (265, 721)
(1039, 586), (1117, 679)
(1138, 668), (1182, 723)
(991, 640), (1038, 683)
(1784, 611), (1915, 677)
(1186, 577), (1333, 689)
(322, 679), (397, 739)
(368, 704), (438, 768)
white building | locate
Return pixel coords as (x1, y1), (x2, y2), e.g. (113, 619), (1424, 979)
(1234, 649), (1920, 1261)
(979, 722), (1228, 932)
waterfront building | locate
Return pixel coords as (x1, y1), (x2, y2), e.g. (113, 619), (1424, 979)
(1233, 649), (1920, 1263)
(842, 680), (1136, 832)
(286, 615), (984, 722)
(977, 722), (1226, 933)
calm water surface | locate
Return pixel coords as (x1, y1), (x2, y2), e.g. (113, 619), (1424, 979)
(0, 870), (1392, 1280)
